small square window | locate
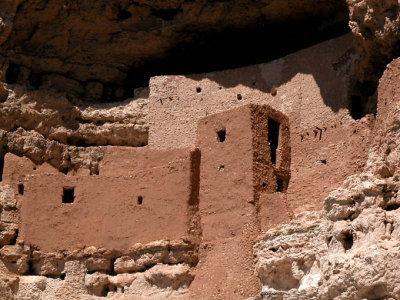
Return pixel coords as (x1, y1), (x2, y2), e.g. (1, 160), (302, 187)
(62, 187), (75, 203)
(217, 129), (226, 142)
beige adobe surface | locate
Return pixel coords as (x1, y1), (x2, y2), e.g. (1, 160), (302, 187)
(148, 33), (357, 149)
(149, 34), (374, 214)
(253, 57), (400, 300)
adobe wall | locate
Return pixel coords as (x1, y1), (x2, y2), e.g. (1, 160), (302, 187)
(148, 33), (374, 213)
(190, 104), (290, 298)
(148, 33), (357, 149)
(3, 147), (200, 252)
(286, 116), (373, 213)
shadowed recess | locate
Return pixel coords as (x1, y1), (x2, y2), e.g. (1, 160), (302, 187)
(3, 0), (351, 103)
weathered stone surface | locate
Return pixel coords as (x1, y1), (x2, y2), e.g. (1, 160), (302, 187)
(0, 184), (16, 210)
(0, 278), (15, 300)
(85, 257), (112, 273)
(253, 58), (400, 300)
(31, 252), (65, 278)
(114, 256), (146, 274)
(144, 264), (194, 290)
(0, 0), (399, 299)
(0, 245), (30, 275)
(0, 0), (349, 99)
(0, 88), (148, 173)
(84, 272), (110, 297)
(108, 273), (137, 292)
(347, 0), (400, 83)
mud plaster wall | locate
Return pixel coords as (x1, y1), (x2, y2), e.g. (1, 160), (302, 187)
(4, 147), (199, 252)
(148, 33), (374, 213)
(251, 104), (291, 199)
(189, 104), (290, 298)
(193, 105), (259, 297)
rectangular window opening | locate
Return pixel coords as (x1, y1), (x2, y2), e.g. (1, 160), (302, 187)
(268, 117), (280, 165)
(18, 183), (24, 195)
(276, 177), (284, 193)
(217, 129), (226, 142)
(62, 187), (75, 203)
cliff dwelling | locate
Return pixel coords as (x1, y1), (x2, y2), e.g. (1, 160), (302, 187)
(1, 0), (400, 299)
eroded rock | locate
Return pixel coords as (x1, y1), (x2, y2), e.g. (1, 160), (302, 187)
(0, 244), (30, 275)
(253, 58), (400, 300)
(144, 264), (194, 290)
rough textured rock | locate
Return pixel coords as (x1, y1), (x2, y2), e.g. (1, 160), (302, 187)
(0, 184), (18, 246)
(0, 235), (196, 298)
(0, 87), (148, 174)
(144, 264), (194, 290)
(253, 58), (400, 299)
(0, 0), (349, 100)
(345, 0), (400, 116)
(347, 0), (400, 83)
(0, 244), (30, 275)
(0, 0), (399, 299)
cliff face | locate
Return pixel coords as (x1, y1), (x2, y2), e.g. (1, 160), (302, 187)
(0, 0), (399, 299)
(348, 0), (400, 83)
(253, 58), (400, 299)
(0, 0), (398, 173)
(251, 3), (400, 298)
(0, 0), (350, 101)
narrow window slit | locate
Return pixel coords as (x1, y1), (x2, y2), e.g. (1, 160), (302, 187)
(276, 177), (284, 192)
(138, 196), (143, 205)
(0, 154), (4, 182)
(18, 183), (24, 195)
(268, 117), (280, 165)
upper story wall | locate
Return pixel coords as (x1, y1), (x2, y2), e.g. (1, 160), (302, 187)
(148, 33), (357, 150)
(196, 104), (290, 241)
(147, 33), (374, 212)
(3, 147), (199, 252)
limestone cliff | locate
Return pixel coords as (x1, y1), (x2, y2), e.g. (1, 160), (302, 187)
(253, 58), (400, 299)
(0, 0), (400, 299)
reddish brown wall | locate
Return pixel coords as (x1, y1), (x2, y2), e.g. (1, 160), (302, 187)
(5, 147), (200, 252)
(148, 34), (358, 149)
(190, 104), (290, 299)
(192, 105), (259, 298)
(148, 33), (374, 215)
(251, 104), (291, 198)
(287, 116), (374, 213)
(196, 105), (254, 240)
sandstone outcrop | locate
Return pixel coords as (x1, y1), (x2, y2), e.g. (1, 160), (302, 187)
(253, 58), (400, 300)
(0, 0), (400, 299)
(0, 0), (349, 101)
(347, 0), (400, 83)
(0, 88), (148, 174)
